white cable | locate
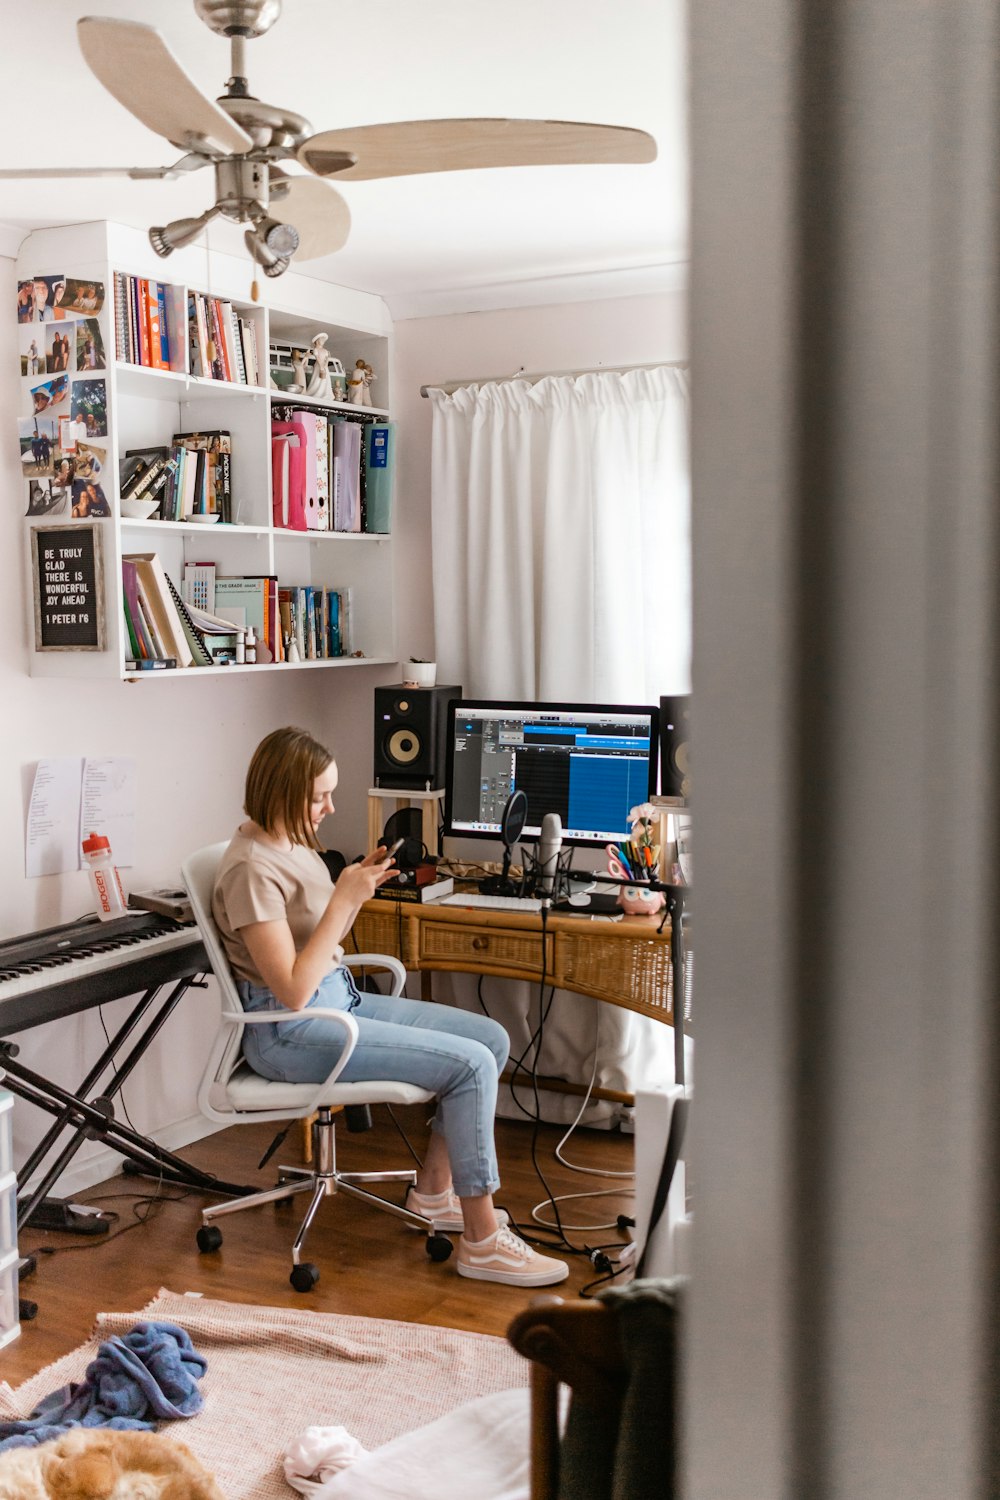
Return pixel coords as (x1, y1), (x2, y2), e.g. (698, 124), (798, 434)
(529, 1005), (635, 1232)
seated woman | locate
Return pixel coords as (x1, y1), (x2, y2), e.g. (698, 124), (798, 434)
(212, 725), (568, 1289)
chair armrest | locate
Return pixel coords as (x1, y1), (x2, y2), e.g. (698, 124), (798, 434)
(342, 953), (406, 996)
(220, 1006), (361, 1114)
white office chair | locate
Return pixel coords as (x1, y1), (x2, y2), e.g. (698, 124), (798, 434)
(182, 842), (453, 1292)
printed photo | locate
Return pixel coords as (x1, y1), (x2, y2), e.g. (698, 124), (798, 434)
(71, 477), (111, 519)
(59, 277), (105, 315)
(17, 280), (34, 324)
(18, 415), (59, 477)
(74, 441), (105, 481)
(26, 479), (69, 519)
(70, 377), (107, 438)
(75, 318), (105, 371)
(32, 274), (66, 322)
(31, 373), (69, 413)
(52, 454), (76, 490)
(19, 324), (43, 378)
(45, 324), (73, 374)
(58, 415), (87, 453)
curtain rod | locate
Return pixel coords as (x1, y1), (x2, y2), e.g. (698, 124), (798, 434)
(419, 358), (689, 397)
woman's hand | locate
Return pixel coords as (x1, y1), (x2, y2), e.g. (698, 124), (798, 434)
(334, 851), (396, 905)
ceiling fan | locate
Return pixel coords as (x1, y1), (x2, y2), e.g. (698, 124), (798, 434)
(0, 0), (657, 281)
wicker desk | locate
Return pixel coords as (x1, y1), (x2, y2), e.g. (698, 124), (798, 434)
(353, 898), (678, 1028)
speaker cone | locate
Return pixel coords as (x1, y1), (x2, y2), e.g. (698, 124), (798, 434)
(385, 728), (422, 765)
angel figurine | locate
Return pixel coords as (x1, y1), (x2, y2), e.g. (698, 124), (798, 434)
(305, 332), (334, 401)
(288, 347), (309, 394)
(347, 358), (367, 405)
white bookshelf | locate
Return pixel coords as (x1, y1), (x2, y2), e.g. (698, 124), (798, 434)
(19, 222), (397, 681)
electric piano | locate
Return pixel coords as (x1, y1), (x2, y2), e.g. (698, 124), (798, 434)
(0, 910), (206, 1035)
(0, 910), (250, 1245)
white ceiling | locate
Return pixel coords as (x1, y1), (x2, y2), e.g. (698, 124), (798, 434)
(0, 0), (687, 319)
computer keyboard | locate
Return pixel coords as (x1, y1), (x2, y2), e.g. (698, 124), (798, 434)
(438, 893), (544, 913)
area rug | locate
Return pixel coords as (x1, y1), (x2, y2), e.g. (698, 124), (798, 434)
(0, 1289), (529, 1500)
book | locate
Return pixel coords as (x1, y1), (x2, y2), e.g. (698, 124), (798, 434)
(125, 657), (177, 671)
(214, 576), (269, 643)
(364, 422), (394, 533)
(372, 877), (455, 904)
(123, 552), (195, 666)
(332, 420), (361, 531)
(162, 572), (214, 666)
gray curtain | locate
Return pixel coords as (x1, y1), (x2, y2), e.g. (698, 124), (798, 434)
(686, 2), (1000, 1496)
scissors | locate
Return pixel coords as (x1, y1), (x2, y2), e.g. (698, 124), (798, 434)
(605, 844), (632, 882)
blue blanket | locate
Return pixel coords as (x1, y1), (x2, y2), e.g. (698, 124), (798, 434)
(0, 1320), (207, 1452)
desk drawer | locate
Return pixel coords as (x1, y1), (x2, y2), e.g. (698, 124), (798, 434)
(420, 922), (552, 980)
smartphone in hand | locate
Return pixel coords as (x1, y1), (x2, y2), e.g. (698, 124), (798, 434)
(379, 837), (405, 864)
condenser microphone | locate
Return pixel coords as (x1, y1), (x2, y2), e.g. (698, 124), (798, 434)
(538, 812), (562, 901)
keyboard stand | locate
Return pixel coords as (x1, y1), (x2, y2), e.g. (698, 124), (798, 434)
(6, 974), (254, 1238)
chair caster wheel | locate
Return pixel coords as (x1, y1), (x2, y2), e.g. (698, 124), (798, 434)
(426, 1233), (453, 1263)
(197, 1225), (223, 1253)
(290, 1262), (320, 1292)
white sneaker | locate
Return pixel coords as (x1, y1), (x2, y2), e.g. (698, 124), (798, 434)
(456, 1225), (569, 1287)
(405, 1186), (508, 1234)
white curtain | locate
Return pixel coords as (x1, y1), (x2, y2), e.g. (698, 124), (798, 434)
(429, 366), (690, 702)
(428, 366), (690, 1123)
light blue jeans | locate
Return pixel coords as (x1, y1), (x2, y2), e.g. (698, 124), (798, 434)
(237, 967), (510, 1198)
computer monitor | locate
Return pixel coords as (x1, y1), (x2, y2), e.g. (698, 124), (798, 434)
(443, 699), (660, 847)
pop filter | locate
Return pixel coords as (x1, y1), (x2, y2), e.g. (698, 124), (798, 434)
(480, 789), (528, 896)
(500, 789), (527, 850)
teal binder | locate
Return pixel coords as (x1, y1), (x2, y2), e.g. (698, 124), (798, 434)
(364, 421), (394, 533)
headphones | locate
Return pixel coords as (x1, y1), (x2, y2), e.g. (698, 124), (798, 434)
(381, 809), (433, 883)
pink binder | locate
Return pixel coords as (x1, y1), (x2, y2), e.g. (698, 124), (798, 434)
(271, 418), (308, 531)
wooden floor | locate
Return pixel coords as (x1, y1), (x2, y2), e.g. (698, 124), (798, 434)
(4, 1107), (635, 1384)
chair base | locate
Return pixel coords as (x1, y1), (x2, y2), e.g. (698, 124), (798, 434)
(198, 1105), (443, 1270)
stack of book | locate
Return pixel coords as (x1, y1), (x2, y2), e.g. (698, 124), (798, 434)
(113, 273), (173, 368)
(119, 431), (232, 523)
(188, 293), (260, 385)
(161, 430), (232, 522)
(120, 447), (177, 514)
(214, 575), (282, 662)
(278, 584), (352, 660)
(121, 553), (197, 669)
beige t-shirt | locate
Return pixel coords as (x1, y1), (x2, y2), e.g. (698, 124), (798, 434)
(212, 826), (344, 986)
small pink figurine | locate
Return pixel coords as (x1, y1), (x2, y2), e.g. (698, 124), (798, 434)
(617, 883), (665, 916)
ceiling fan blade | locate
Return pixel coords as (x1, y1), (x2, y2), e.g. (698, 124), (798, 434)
(271, 175), (351, 260)
(297, 118), (657, 181)
(0, 158), (207, 181)
(77, 16), (253, 156)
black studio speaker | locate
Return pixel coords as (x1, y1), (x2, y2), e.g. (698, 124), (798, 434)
(659, 694), (691, 799)
(373, 684), (461, 790)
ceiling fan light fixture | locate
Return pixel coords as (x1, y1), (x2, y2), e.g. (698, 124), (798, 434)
(149, 211), (216, 257)
(244, 225), (292, 277)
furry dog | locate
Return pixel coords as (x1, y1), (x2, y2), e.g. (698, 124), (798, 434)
(0, 1429), (225, 1500)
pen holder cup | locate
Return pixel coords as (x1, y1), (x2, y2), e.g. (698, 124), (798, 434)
(617, 883), (665, 916)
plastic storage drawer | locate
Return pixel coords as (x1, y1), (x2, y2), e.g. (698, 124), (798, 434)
(0, 1171), (15, 1259)
(0, 1091), (11, 1178)
(0, 1249), (19, 1348)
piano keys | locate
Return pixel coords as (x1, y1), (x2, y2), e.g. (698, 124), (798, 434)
(0, 910), (206, 1037)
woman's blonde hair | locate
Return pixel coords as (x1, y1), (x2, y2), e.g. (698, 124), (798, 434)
(244, 726), (333, 849)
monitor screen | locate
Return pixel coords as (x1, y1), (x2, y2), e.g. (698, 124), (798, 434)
(444, 700), (660, 847)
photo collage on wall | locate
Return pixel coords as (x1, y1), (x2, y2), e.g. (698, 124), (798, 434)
(17, 274), (107, 519)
